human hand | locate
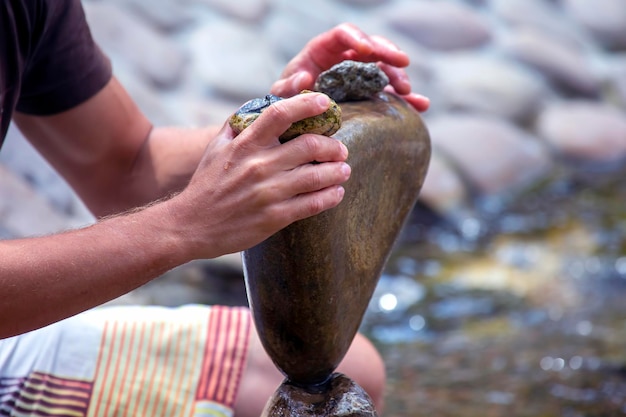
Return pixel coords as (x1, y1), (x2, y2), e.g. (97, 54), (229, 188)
(166, 92), (351, 260)
(271, 23), (430, 113)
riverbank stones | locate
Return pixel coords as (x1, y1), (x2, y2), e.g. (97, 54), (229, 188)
(536, 101), (626, 163)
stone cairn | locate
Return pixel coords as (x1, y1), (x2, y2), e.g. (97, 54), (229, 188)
(242, 86), (431, 415)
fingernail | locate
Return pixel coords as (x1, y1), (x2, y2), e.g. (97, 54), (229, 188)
(341, 162), (351, 177)
(294, 72), (307, 89)
(336, 186), (345, 199)
(317, 94), (330, 108)
(340, 143), (349, 159)
(414, 93), (431, 104)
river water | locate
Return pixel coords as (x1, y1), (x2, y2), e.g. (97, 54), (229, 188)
(363, 162), (626, 416)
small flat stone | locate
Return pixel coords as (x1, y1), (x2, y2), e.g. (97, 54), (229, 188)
(314, 61), (389, 102)
(229, 92), (342, 142)
(386, 1), (491, 51)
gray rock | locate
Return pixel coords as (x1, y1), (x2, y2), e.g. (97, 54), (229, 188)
(335, 0), (390, 6)
(386, 1), (492, 51)
(499, 27), (600, 96)
(84, 2), (187, 88)
(419, 150), (469, 215)
(609, 56), (626, 108)
(314, 61), (389, 102)
(174, 96), (240, 128)
(428, 114), (552, 195)
(114, 69), (181, 126)
(490, 0), (594, 50)
(536, 101), (626, 162)
(119, 0), (195, 31)
(0, 165), (90, 238)
(433, 54), (548, 122)
(193, 0), (270, 22)
(0, 125), (94, 223)
(563, 0), (626, 50)
(262, 0), (348, 60)
(188, 21), (283, 100)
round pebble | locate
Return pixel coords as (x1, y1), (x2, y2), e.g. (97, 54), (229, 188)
(563, 0), (626, 50)
(386, 1), (492, 51)
(427, 114), (552, 195)
(536, 101), (626, 162)
(433, 54), (547, 121)
(499, 27), (600, 96)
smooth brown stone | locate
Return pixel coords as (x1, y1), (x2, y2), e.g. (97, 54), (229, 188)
(261, 373), (377, 417)
(243, 93), (431, 385)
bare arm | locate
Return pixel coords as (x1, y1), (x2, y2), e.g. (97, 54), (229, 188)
(3, 80), (349, 338)
(14, 77), (221, 217)
(0, 202), (185, 337)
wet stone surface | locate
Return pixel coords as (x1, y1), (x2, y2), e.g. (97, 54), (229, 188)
(362, 163), (626, 417)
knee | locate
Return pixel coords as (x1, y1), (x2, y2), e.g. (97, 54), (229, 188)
(336, 333), (386, 413)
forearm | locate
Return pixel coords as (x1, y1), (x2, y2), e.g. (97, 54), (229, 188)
(91, 124), (223, 217)
(0, 200), (188, 339)
(14, 78), (226, 218)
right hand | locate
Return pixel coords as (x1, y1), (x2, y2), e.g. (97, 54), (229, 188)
(166, 92), (351, 260)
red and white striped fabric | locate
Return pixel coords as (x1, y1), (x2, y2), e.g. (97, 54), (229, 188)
(0, 305), (251, 417)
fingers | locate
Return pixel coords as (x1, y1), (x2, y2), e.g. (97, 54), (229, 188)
(368, 35), (410, 67)
(286, 161), (351, 197)
(317, 23), (375, 57)
(277, 133), (349, 166)
(274, 184), (347, 224)
(400, 92), (431, 113)
(271, 71), (313, 98)
(378, 62), (412, 96)
(235, 134), (349, 200)
(305, 24), (410, 71)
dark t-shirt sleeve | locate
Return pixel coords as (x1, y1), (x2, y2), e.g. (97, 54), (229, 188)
(15, 0), (112, 115)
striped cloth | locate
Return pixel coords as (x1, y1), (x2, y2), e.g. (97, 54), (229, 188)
(0, 305), (251, 417)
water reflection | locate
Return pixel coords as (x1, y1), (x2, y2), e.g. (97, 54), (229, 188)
(362, 165), (626, 416)
(616, 257), (626, 276)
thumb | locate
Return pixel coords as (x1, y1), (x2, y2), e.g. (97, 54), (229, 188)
(271, 72), (314, 97)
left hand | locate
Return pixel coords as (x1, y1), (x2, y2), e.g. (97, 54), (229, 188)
(271, 23), (430, 113)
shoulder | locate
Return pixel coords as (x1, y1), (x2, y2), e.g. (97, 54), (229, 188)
(16, 0), (112, 116)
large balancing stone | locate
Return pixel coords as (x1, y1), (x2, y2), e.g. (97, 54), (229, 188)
(262, 373), (377, 417)
(243, 92), (431, 386)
